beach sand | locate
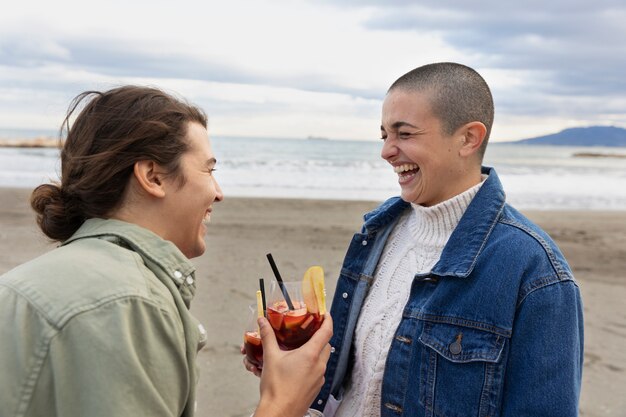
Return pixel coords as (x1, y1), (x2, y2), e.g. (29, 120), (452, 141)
(1, 187), (625, 417)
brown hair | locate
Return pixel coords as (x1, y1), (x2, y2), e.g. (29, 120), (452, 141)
(389, 62), (494, 160)
(31, 85), (207, 242)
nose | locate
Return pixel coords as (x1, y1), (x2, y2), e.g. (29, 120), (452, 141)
(213, 177), (224, 202)
(380, 137), (398, 161)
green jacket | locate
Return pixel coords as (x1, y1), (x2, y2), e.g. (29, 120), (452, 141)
(0, 219), (207, 417)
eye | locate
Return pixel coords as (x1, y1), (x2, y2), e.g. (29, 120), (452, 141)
(398, 131), (412, 138)
(380, 135), (387, 141)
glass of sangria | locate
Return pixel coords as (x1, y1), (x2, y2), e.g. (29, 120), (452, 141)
(243, 303), (264, 368)
(266, 280), (324, 350)
(243, 265), (326, 368)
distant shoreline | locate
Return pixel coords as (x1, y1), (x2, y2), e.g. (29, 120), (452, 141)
(2, 138), (626, 161)
(0, 137), (60, 148)
(572, 152), (626, 159)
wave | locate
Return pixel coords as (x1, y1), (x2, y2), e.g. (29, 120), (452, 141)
(2, 140), (626, 209)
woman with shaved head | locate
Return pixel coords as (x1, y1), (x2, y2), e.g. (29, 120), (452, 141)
(311, 63), (583, 417)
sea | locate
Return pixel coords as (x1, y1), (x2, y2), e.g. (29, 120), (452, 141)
(1, 130), (625, 210)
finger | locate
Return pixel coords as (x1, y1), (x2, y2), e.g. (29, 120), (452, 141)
(240, 343), (246, 355)
(258, 316), (279, 354)
(243, 356), (253, 370)
(319, 342), (332, 364)
(242, 357), (263, 376)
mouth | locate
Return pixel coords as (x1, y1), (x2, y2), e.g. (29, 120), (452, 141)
(202, 209), (212, 226)
(393, 163), (420, 182)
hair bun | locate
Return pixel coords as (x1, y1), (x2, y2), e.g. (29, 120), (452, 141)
(30, 184), (83, 241)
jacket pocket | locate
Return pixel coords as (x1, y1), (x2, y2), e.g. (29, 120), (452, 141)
(417, 321), (506, 417)
(419, 321), (505, 363)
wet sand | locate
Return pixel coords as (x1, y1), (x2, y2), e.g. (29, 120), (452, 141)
(1, 188), (624, 416)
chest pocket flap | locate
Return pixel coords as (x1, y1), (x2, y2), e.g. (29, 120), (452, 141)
(419, 321), (505, 364)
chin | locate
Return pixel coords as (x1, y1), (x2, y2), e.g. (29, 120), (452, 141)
(400, 191), (418, 204)
(195, 240), (207, 257)
(188, 247), (205, 259)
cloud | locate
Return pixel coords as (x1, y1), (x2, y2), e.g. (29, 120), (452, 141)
(309, 0), (626, 137)
(0, 31), (389, 103)
(327, 1), (626, 96)
(1, 0), (625, 141)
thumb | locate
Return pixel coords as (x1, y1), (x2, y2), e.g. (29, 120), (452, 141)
(258, 317), (279, 354)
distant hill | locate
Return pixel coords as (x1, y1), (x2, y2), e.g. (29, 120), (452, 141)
(0, 136), (59, 148)
(511, 126), (626, 147)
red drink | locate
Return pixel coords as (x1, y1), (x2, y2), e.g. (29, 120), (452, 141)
(244, 331), (263, 368)
(266, 301), (323, 350)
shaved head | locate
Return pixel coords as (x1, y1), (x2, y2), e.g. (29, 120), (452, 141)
(388, 62), (494, 159)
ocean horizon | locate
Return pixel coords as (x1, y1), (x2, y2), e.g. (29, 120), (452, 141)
(1, 133), (625, 210)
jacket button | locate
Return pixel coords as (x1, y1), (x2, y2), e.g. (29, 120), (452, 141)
(186, 276), (194, 285)
(317, 399), (324, 405)
(449, 341), (462, 355)
(361, 240), (368, 246)
(174, 270), (183, 279)
(330, 346), (336, 353)
(449, 333), (463, 355)
(414, 274), (439, 283)
(342, 292), (348, 299)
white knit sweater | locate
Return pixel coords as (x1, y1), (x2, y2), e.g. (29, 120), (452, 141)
(334, 181), (484, 417)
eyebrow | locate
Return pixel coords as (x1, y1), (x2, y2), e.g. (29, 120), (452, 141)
(380, 121), (420, 131)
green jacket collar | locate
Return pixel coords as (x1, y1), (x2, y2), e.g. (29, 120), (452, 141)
(64, 218), (197, 306)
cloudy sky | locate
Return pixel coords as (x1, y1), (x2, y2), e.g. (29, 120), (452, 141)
(1, 0), (625, 141)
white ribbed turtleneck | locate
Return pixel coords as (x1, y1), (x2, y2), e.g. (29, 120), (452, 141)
(334, 179), (485, 417)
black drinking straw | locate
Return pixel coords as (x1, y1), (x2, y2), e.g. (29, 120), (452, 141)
(266, 253), (295, 309)
(259, 278), (267, 315)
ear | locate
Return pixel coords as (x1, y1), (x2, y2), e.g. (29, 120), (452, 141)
(458, 121), (487, 158)
(133, 160), (166, 198)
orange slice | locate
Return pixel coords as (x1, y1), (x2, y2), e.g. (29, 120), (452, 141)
(267, 308), (284, 330)
(244, 331), (262, 346)
(301, 266), (326, 315)
(284, 308), (308, 329)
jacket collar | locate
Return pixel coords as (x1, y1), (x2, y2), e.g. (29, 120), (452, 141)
(63, 218), (197, 302)
(430, 166), (505, 278)
(362, 196), (410, 233)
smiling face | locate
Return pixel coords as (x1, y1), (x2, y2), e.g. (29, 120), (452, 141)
(160, 122), (223, 258)
(380, 89), (477, 207)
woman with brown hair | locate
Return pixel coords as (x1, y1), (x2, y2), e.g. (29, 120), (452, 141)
(0, 86), (332, 417)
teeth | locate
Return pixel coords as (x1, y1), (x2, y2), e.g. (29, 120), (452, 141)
(202, 212), (211, 225)
(393, 164), (419, 174)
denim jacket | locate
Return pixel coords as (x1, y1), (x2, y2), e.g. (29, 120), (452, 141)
(312, 167), (584, 417)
